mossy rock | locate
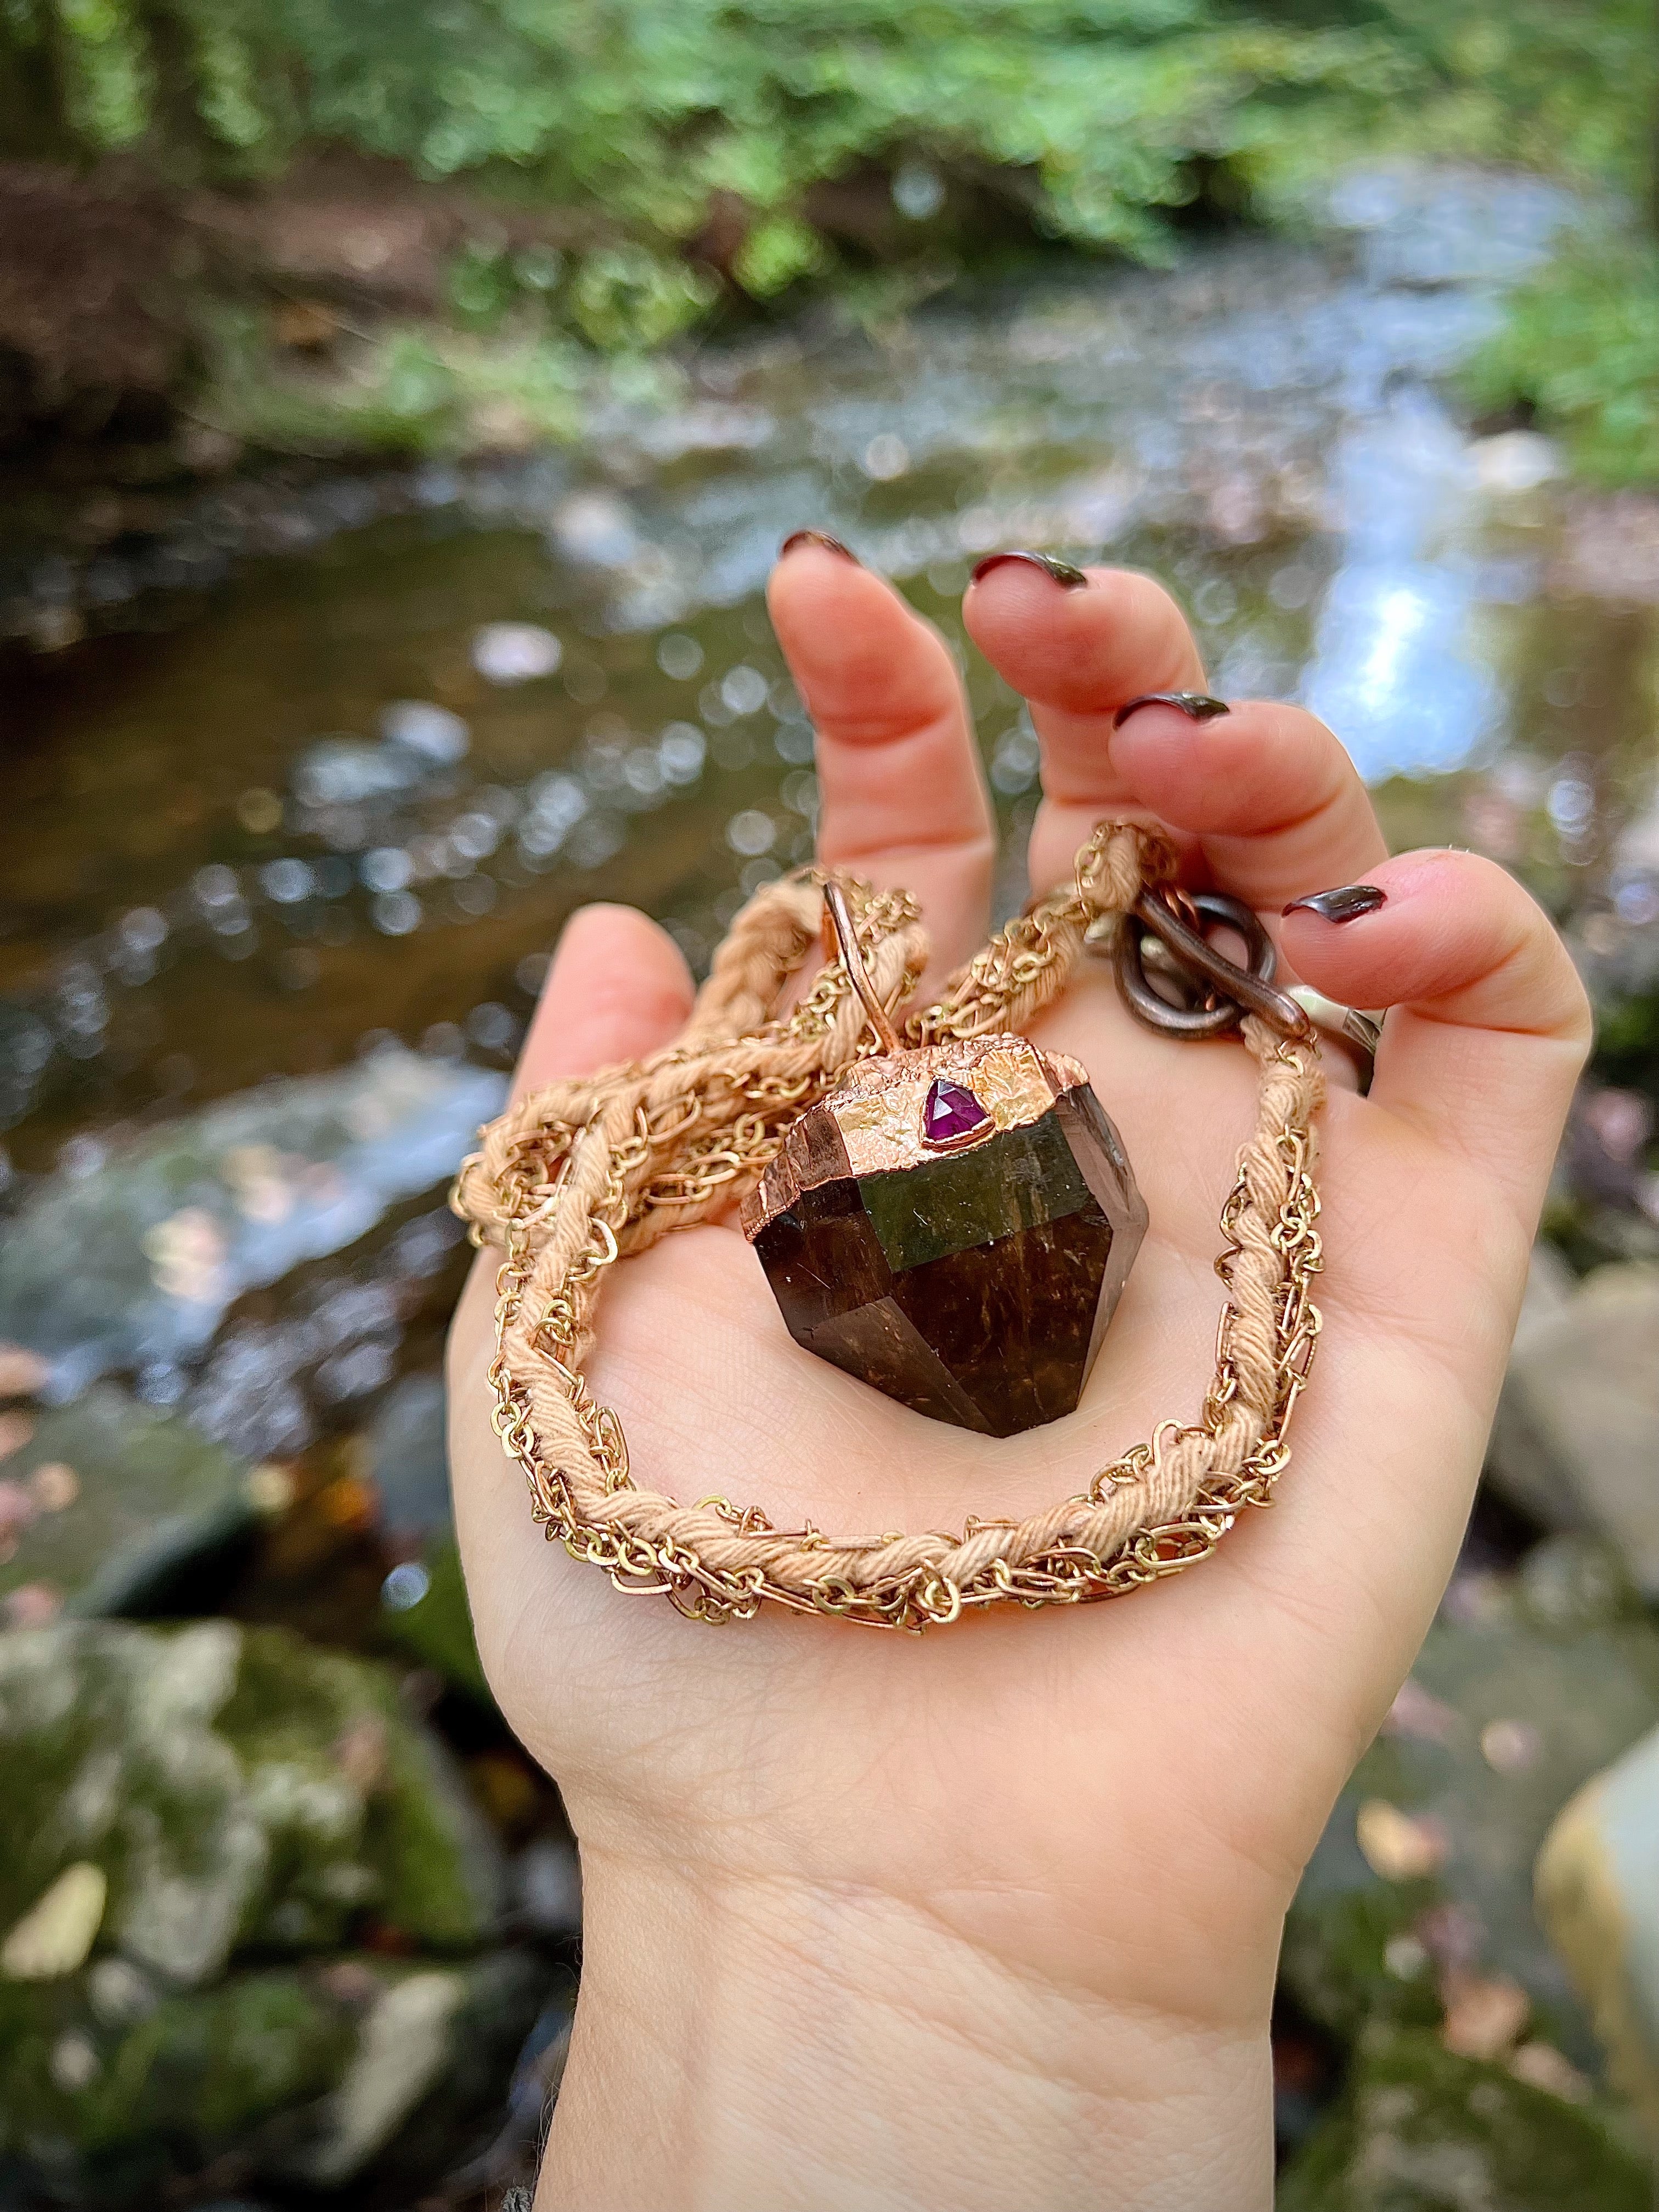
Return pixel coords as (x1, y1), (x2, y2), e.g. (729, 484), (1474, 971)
(0, 1963), (351, 2207)
(0, 1620), (504, 1990)
(1277, 2028), (1651, 2211)
(1284, 1539), (1659, 2064)
(0, 1949), (556, 2208)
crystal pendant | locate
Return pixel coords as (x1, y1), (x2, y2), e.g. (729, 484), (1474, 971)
(742, 1030), (1147, 1436)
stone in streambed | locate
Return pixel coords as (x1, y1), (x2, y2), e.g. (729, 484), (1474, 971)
(1536, 1722), (1659, 2148)
(0, 1620), (505, 1990)
(0, 1383), (258, 1623)
(0, 1045), (504, 1401)
(1282, 1538), (1659, 2067)
(1488, 1262), (1659, 1598)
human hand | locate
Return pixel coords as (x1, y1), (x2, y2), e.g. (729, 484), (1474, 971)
(448, 543), (1590, 2211)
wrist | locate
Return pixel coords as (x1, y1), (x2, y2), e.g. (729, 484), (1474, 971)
(538, 1847), (1276, 2212)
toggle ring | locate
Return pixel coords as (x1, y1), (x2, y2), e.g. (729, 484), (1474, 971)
(1110, 889), (1310, 1042)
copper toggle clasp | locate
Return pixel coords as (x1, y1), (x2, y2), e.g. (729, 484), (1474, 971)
(1111, 888), (1314, 1045)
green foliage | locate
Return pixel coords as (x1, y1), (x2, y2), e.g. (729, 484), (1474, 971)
(8, 1), (1652, 275)
(7, 0), (1656, 477)
(733, 213), (826, 298)
(1465, 233), (1659, 488)
(568, 244), (720, 349)
(1288, 0), (1656, 196)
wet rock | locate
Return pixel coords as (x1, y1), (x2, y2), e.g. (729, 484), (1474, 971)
(1489, 1264), (1659, 1596)
(0, 994), (63, 1129)
(1276, 2028), (1650, 2212)
(290, 736), (428, 808)
(0, 1046), (504, 1400)
(0, 1619), (505, 1991)
(471, 620), (562, 682)
(1537, 1722), (1659, 2146)
(186, 1204), (471, 1463)
(377, 698), (470, 765)
(0, 1948), (553, 2208)
(0, 1384), (259, 1622)
(1283, 1539), (1659, 2066)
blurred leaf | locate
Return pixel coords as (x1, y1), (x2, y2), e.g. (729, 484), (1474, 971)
(732, 212), (825, 297)
(1465, 232), (1659, 487)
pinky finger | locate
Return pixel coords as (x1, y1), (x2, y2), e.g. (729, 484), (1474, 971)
(1280, 849), (1592, 1222)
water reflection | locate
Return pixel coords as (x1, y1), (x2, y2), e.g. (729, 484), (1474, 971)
(3, 166), (1657, 1418)
(1302, 392), (1506, 781)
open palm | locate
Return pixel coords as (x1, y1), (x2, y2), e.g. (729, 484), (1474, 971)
(448, 545), (1588, 2210)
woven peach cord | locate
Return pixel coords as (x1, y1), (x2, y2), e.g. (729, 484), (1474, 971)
(452, 822), (1325, 1630)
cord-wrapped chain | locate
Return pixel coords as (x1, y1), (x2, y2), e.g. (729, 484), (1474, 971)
(452, 822), (1324, 1630)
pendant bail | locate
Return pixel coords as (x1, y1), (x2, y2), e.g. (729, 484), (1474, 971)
(822, 878), (904, 1054)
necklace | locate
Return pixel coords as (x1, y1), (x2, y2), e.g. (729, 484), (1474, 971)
(453, 822), (1329, 1630)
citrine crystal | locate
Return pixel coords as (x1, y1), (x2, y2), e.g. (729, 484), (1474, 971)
(744, 1043), (1146, 1437)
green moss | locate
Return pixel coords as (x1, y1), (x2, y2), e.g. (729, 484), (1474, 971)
(204, 306), (594, 458)
(0, 1965), (352, 2188)
(222, 1627), (505, 1950)
(1278, 2028), (1651, 2211)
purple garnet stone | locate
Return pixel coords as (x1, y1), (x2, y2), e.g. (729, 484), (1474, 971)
(923, 1077), (991, 1149)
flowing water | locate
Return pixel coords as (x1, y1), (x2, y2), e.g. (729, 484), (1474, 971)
(3, 161), (1658, 1462)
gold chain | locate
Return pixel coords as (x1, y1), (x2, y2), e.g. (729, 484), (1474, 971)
(461, 824), (1323, 1632)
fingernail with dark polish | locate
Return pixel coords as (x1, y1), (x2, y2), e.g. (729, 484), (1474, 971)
(780, 529), (859, 562)
(969, 550), (1089, 590)
(1113, 691), (1231, 730)
(1282, 884), (1388, 924)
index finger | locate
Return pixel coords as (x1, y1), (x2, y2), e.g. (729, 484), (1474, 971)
(769, 537), (995, 975)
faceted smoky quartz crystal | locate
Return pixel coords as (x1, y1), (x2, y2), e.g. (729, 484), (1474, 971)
(743, 1046), (1146, 1437)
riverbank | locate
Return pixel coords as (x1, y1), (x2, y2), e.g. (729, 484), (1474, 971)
(1, 0), (1654, 503)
